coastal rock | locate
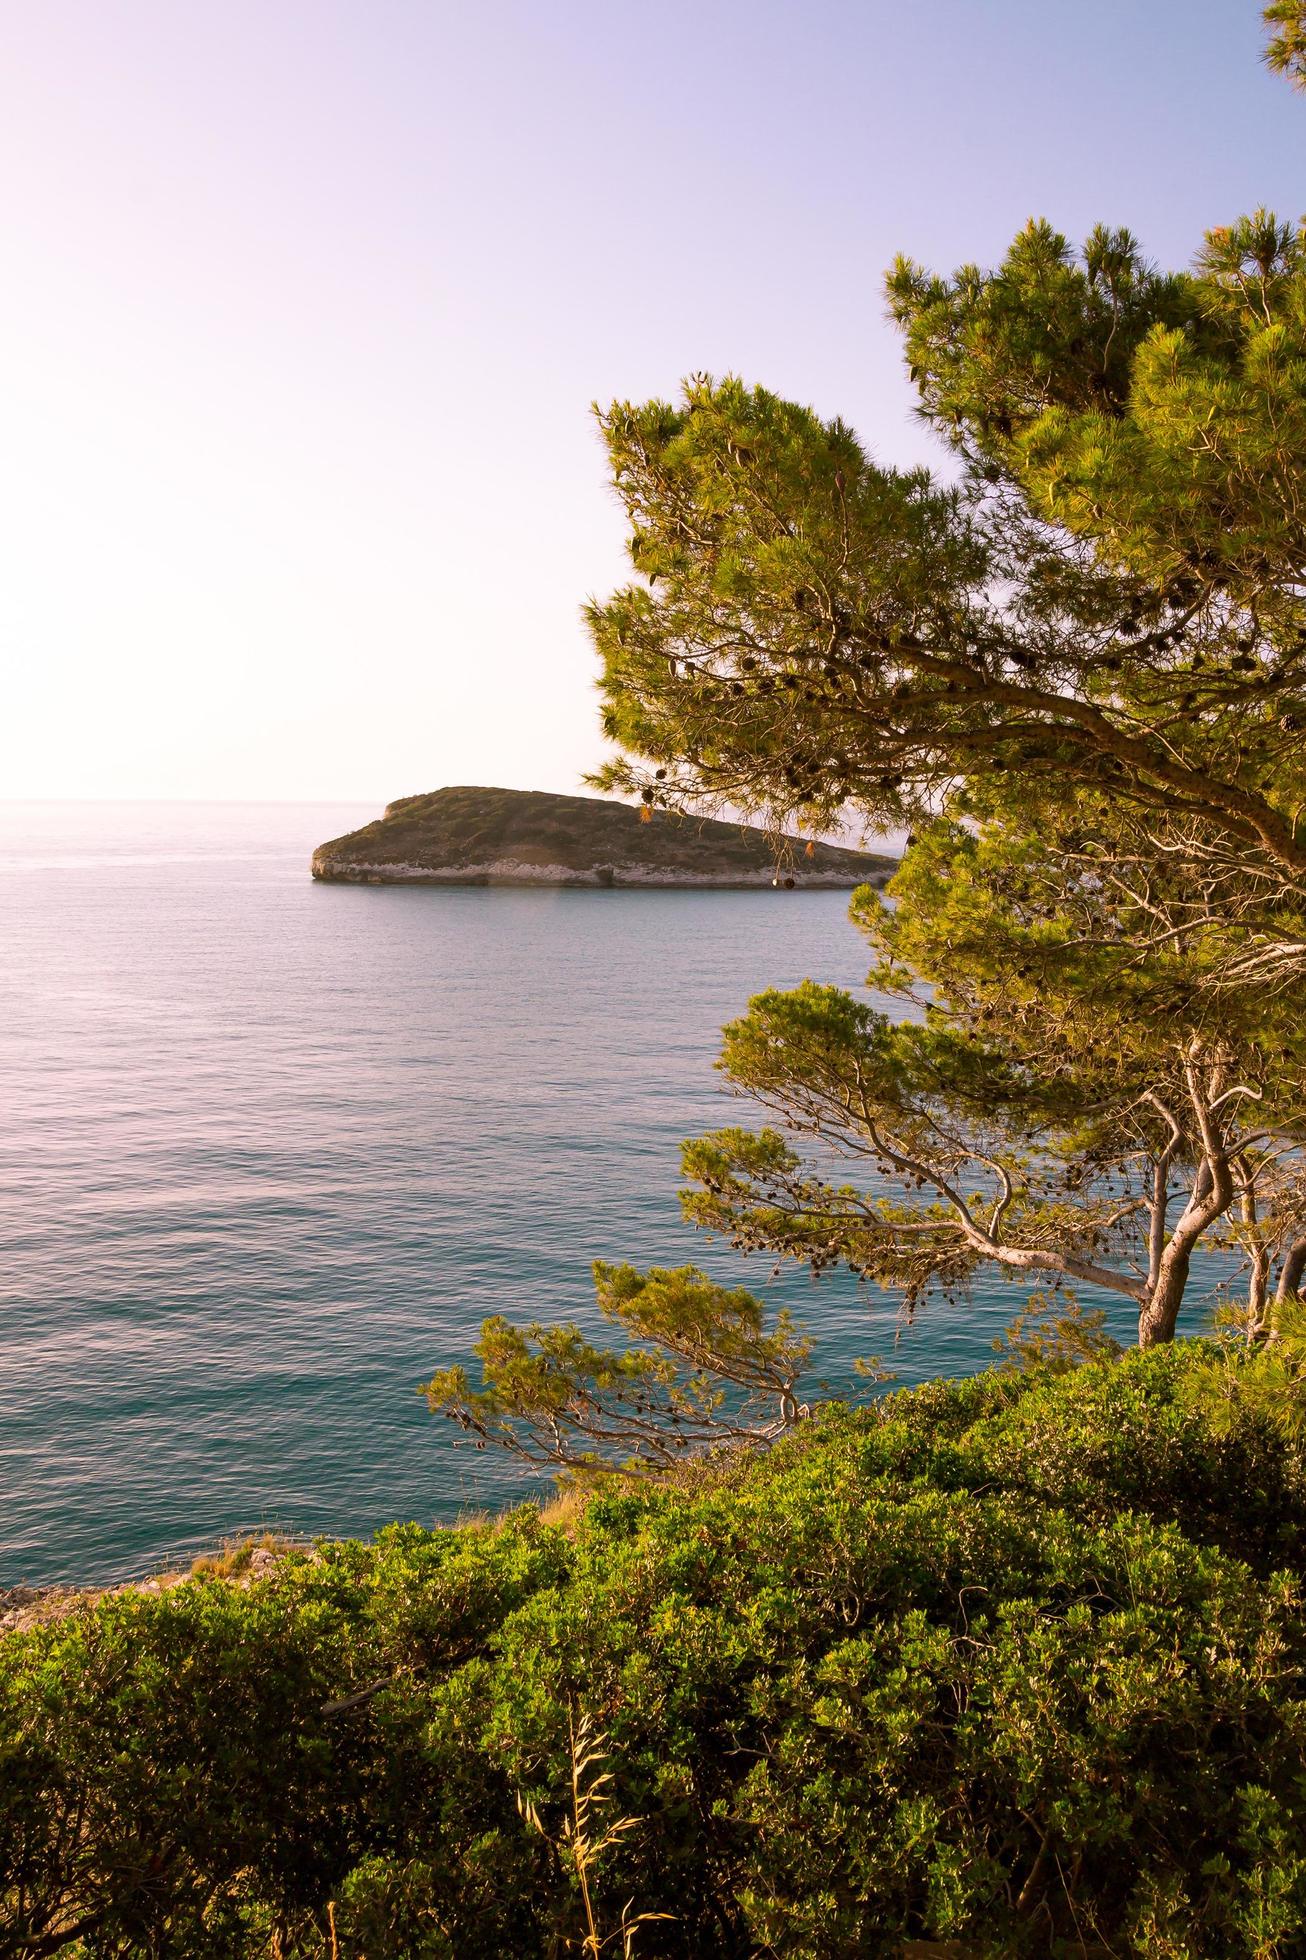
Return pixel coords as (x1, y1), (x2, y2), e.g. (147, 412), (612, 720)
(311, 786), (895, 889)
(0, 1540), (311, 1633)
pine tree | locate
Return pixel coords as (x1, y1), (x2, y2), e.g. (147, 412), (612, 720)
(680, 813), (1306, 1348)
(587, 40), (1306, 986)
(1265, 0), (1306, 89)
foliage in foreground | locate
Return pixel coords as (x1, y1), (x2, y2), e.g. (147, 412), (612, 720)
(423, 1261), (815, 1473)
(6, 1345), (1306, 1957)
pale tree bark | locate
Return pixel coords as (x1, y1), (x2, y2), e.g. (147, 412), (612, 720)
(708, 1021), (1281, 1352)
(1276, 1236), (1306, 1314)
(1233, 1155), (1274, 1341)
(950, 1051), (1240, 1348)
(957, 1062), (1239, 1349)
(1136, 1059), (1236, 1347)
(844, 1099), (1234, 1349)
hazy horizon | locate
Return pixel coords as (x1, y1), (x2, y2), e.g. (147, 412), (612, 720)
(4, 0), (1301, 805)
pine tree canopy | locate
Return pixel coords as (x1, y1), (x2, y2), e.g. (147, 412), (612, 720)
(1265, 0), (1306, 89)
(586, 182), (1306, 970)
(582, 28), (1306, 1334)
(678, 813), (1306, 1347)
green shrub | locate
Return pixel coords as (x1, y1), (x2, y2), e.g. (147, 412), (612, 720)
(4, 1346), (1306, 1956)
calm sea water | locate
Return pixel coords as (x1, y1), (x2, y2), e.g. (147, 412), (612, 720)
(1, 802), (1149, 1588)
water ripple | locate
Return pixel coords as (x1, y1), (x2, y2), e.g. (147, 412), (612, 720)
(1, 801), (1153, 1586)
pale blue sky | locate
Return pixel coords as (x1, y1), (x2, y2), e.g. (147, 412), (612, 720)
(2, 0), (1301, 802)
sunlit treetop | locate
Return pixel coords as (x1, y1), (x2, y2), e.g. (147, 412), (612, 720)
(587, 35), (1306, 948)
(887, 211), (1306, 606)
(588, 361), (1306, 896)
(1265, 0), (1306, 89)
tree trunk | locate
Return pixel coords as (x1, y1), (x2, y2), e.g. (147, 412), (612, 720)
(1237, 1164), (1273, 1341)
(1135, 1065), (1238, 1347)
(1137, 1246), (1194, 1347)
(1275, 1237), (1306, 1318)
(1247, 1245), (1274, 1341)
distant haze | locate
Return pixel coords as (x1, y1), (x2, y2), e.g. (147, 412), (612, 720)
(2, 1), (1300, 803)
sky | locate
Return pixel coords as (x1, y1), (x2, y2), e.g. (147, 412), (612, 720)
(1, 0), (1302, 806)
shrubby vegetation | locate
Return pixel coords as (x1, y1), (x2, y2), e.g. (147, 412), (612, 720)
(6, 1344), (1306, 1958)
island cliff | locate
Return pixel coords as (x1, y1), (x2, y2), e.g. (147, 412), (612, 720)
(311, 786), (895, 889)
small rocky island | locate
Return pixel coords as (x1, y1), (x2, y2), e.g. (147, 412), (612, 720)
(312, 786), (895, 889)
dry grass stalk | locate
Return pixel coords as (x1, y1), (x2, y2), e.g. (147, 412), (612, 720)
(515, 1706), (674, 1957)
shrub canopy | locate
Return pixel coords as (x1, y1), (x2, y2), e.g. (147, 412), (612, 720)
(6, 1346), (1306, 1957)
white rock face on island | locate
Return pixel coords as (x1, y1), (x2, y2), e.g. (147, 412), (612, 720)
(311, 786), (896, 889)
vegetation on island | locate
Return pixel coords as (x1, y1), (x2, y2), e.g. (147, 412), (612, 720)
(311, 785), (892, 888)
(8, 7), (1306, 1956)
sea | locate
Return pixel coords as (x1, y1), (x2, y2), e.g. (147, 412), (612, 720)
(2, 801), (1154, 1588)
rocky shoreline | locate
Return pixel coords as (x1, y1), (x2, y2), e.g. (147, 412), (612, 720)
(309, 852), (886, 889)
(1, 1542), (304, 1634)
